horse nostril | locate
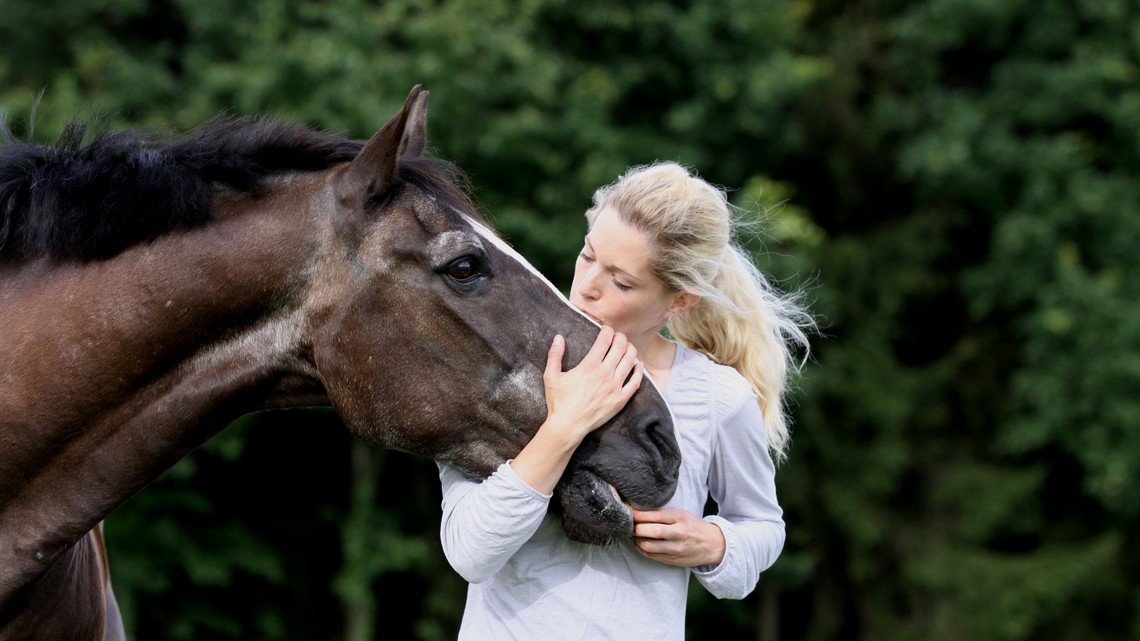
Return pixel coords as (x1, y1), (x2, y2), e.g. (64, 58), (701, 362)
(644, 418), (680, 471)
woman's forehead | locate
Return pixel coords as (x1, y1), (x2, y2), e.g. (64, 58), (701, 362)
(587, 206), (656, 281)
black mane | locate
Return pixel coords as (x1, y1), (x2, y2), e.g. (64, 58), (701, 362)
(0, 115), (364, 262)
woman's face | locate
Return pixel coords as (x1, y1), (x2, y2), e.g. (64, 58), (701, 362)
(570, 205), (679, 347)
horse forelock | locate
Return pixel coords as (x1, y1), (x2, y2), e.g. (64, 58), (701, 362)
(395, 155), (482, 225)
(0, 116), (362, 263)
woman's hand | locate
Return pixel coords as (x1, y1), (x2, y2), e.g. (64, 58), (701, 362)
(541, 326), (643, 444)
(631, 508), (727, 568)
(508, 327), (643, 495)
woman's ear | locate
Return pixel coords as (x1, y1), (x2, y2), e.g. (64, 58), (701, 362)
(669, 291), (701, 317)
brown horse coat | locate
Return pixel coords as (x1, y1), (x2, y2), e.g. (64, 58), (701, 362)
(0, 87), (680, 639)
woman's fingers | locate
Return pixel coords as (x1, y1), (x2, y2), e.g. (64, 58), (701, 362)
(544, 334), (566, 377)
(541, 327), (643, 434)
(581, 325), (616, 365)
(631, 509), (728, 568)
(592, 327), (639, 383)
(599, 329), (627, 367)
(566, 326), (639, 382)
(622, 362), (644, 397)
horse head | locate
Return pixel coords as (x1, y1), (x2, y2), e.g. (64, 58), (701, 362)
(309, 87), (681, 544)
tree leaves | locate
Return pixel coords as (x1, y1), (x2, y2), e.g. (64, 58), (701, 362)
(3, 0), (1137, 639)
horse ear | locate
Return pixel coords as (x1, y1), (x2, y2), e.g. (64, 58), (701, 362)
(399, 89), (428, 159)
(338, 85), (429, 204)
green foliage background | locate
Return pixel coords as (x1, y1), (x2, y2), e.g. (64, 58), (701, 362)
(2, 0), (1137, 639)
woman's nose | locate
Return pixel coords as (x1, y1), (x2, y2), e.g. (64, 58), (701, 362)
(579, 267), (603, 299)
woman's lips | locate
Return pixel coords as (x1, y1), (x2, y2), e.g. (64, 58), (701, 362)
(573, 305), (603, 326)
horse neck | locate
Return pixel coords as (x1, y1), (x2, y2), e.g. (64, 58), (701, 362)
(0, 177), (330, 600)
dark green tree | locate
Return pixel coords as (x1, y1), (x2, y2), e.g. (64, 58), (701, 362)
(770, 1), (1140, 639)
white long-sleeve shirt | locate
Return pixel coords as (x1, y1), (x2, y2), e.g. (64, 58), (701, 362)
(437, 344), (785, 640)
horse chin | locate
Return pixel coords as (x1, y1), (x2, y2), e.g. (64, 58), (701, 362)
(554, 468), (635, 546)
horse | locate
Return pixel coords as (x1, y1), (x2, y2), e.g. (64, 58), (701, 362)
(0, 86), (682, 641)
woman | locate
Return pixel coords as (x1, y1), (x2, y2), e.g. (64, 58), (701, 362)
(437, 162), (812, 640)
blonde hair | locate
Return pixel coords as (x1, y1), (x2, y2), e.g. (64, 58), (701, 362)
(586, 162), (813, 463)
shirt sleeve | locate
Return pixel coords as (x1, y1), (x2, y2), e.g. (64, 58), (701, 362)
(437, 460), (552, 584)
(692, 392), (786, 599)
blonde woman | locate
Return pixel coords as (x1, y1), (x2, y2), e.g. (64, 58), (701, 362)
(437, 162), (812, 640)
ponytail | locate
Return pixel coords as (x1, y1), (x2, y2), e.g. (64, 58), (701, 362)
(667, 246), (811, 463)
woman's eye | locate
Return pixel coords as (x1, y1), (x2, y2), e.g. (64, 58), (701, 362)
(447, 257), (478, 281)
(579, 252), (594, 263)
(613, 280), (631, 292)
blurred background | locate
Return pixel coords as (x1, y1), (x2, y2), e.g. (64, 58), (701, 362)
(2, 0), (1137, 639)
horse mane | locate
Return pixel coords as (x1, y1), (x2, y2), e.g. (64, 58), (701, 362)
(0, 115), (366, 262)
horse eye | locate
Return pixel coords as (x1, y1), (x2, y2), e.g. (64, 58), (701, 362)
(447, 257), (478, 282)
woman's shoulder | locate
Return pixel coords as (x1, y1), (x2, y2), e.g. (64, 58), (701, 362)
(674, 344), (756, 419)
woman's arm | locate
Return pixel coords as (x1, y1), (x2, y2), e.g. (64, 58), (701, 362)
(438, 460), (550, 583)
(693, 395), (785, 599)
(438, 328), (642, 583)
